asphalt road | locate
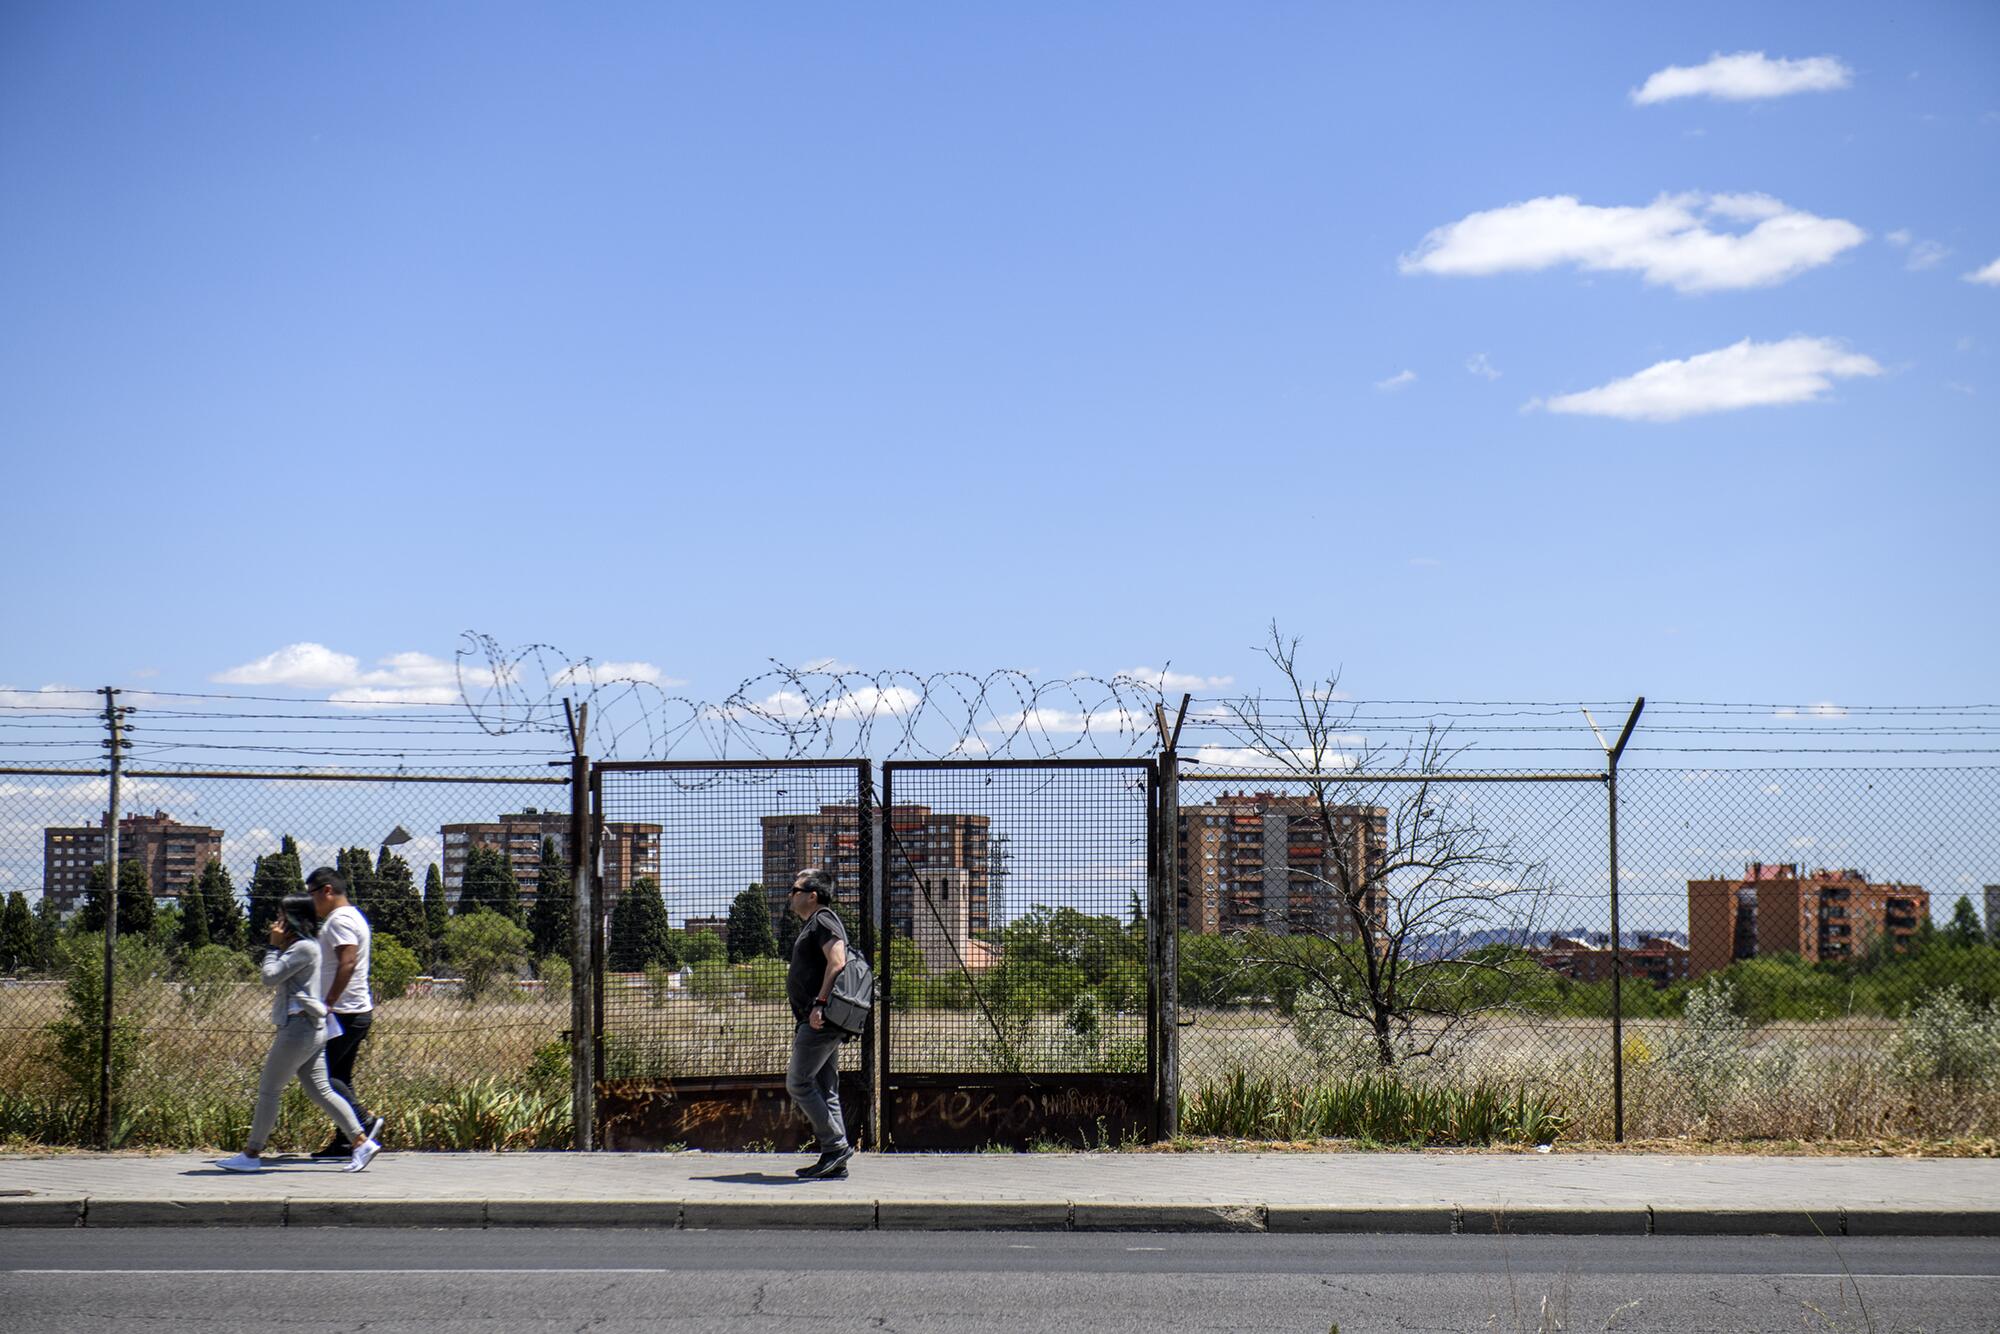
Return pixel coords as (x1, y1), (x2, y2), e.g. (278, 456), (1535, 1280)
(3, 1228), (1996, 1332)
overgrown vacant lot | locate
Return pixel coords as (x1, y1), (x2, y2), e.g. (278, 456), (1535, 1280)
(6, 972), (1997, 1150)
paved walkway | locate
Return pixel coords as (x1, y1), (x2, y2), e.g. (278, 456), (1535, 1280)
(3, 1151), (1994, 1234)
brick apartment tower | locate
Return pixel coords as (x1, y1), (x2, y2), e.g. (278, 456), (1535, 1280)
(760, 803), (994, 944)
(440, 809), (661, 906)
(42, 810), (223, 915)
(1176, 792), (1388, 937)
(1688, 861), (1930, 977)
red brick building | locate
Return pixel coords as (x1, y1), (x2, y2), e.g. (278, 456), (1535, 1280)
(1688, 862), (1928, 978)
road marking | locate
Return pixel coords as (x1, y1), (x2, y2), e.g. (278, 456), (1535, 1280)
(8, 1269), (2000, 1280)
(1124, 1247), (1166, 1252)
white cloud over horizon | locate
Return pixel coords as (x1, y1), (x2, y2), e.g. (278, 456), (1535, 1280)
(1400, 193), (1866, 293)
(1375, 369), (1418, 391)
(214, 642), (503, 708)
(1631, 52), (1853, 104)
(1966, 257), (2000, 286)
(1118, 666), (1235, 692)
(550, 660), (683, 688)
(1536, 337), (1882, 422)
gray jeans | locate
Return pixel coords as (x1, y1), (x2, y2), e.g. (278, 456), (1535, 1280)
(785, 1022), (847, 1152)
(247, 1014), (365, 1155)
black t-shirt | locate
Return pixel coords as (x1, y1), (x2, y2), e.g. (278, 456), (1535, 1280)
(787, 906), (849, 1023)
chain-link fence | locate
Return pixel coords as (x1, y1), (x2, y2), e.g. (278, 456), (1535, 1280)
(1167, 762), (2000, 1145)
(590, 761), (873, 1150)
(0, 764), (577, 1151)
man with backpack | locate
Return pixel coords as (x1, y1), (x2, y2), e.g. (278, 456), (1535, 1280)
(784, 866), (854, 1180)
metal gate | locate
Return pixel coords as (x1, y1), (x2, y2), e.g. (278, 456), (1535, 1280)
(878, 759), (1159, 1148)
(590, 760), (874, 1150)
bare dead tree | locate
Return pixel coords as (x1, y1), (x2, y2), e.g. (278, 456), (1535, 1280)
(1203, 624), (1555, 1069)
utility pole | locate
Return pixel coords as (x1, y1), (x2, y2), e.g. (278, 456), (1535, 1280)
(97, 687), (126, 1149)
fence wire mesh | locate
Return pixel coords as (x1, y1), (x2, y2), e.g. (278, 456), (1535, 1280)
(592, 762), (872, 1083)
(880, 761), (1153, 1078)
(0, 764), (577, 1150)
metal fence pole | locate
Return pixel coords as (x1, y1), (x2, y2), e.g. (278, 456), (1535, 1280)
(1599, 697), (1645, 1145)
(1156, 747), (1181, 1140)
(564, 701), (596, 1150)
(96, 687), (123, 1150)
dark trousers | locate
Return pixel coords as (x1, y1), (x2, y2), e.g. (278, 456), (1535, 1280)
(324, 1008), (374, 1142)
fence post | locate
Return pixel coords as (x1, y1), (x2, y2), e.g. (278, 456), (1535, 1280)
(564, 701), (596, 1150)
(1155, 747), (1180, 1140)
(96, 687), (124, 1150)
(1598, 697), (1645, 1145)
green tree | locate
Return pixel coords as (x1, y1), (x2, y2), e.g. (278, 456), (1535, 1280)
(726, 883), (778, 963)
(248, 836), (305, 940)
(369, 932), (422, 1001)
(456, 845), (524, 924)
(423, 863), (449, 966)
(367, 849), (426, 947)
(1946, 895), (1984, 948)
(443, 909), (529, 999)
(335, 846), (379, 908)
(33, 892), (62, 972)
(79, 858), (153, 937)
(608, 875), (673, 972)
(0, 891), (34, 974)
(527, 836), (574, 962)
(196, 859), (245, 951)
(176, 878), (210, 954)
(776, 896), (859, 959)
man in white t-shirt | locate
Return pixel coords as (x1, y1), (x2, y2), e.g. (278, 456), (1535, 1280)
(308, 867), (383, 1158)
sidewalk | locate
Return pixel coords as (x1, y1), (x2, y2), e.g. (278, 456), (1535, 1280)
(4, 1151), (1995, 1235)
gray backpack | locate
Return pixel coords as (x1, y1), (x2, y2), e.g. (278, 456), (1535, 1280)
(821, 950), (874, 1037)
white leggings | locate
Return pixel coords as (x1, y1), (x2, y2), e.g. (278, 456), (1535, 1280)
(246, 1015), (365, 1154)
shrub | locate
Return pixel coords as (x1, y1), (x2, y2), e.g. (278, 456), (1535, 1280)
(443, 910), (530, 1000)
(689, 958), (734, 1004)
(1891, 986), (2000, 1092)
(367, 933), (421, 1002)
(537, 956), (572, 1001)
(178, 944), (254, 1015)
(741, 956), (786, 1004)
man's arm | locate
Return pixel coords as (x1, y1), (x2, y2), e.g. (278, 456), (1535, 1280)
(325, 943), (359, 1008)
(808, 937), (848, 1030)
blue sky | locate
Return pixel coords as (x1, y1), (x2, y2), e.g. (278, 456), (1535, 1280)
(3, 1), (1997, 718)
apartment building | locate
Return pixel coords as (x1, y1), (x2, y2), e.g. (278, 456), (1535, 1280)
(42, 810), (223, 915)
(1536, 934), (1692, 986)
(1688, 861), (1930, 977)
(440, 809), (661, 905)
(1176, 791), (1388, 938)
(759, 803), (997, 947)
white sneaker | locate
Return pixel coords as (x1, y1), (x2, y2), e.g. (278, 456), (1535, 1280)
(343, 1137), (380, 1173)
(217, 1152), (262, 1173)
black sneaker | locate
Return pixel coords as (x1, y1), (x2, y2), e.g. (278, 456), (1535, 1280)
(794, 1150), (837, 1178)
(311, 1138), (352, 1160)
(799, 1145), (854, 1180)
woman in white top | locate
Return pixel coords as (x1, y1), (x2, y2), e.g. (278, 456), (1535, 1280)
(217, 894), (380, 1173)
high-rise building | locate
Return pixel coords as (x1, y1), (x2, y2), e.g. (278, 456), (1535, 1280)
(440, 809), (661, 906)
(1688, 862), (1929, 977)
(41, 810), (224, 915)
(1176, 792), (1388, 937)
(759, 803), (995, 944)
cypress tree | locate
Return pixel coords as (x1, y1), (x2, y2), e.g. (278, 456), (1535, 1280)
(177, 878), (210, 953)
(33, 892), (62, 972)
(423, 863), (449, 966)
(368, 848), (425, 947)
(249, 836), (305, 939)
(80, 858), (152, 936)
(198, 859), (246, 951)
(0, 891), (34, 974)
(456, 845), (522, 925)
(527, 836), (574, 962)
(608, 875), (672, 971)
(726, 883), (778, 963)
(336, 847), (378, 907)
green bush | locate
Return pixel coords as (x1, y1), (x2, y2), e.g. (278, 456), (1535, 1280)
(370, 933), (422, 1002)
(443, 910), (530, 1000)
(178, 944), (254, 1015)
(689, 958), (734, 1003)
(741, 956), (786, 1004)
(1891, 985), (2000, 1092)
(537, 956), (572, 1001)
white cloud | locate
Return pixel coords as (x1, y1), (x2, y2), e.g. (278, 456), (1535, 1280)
(1631, 52), (1852, 104)
(1886, 229), (1912, 247)
(1375, 369), (1418, 391)
(1400, 193), (1866, 293)
(1966, 257), (2000, 286)
(1887, 231), (1951, 271)
(1186, 745), (1358, 772)
(1466, 353), (1501, 381)
(982, 706), (1154, 736)
(1537, 337), (1882, 423)
(1773, 702), (1849, 719)
(550, 660), (683, 688)
(1118, 667), (1235, 692)
(0, 683), (92, 709)
(215, 642), (503, 707)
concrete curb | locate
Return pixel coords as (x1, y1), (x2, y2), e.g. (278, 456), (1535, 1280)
(6, 1196), (1999, 1236)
